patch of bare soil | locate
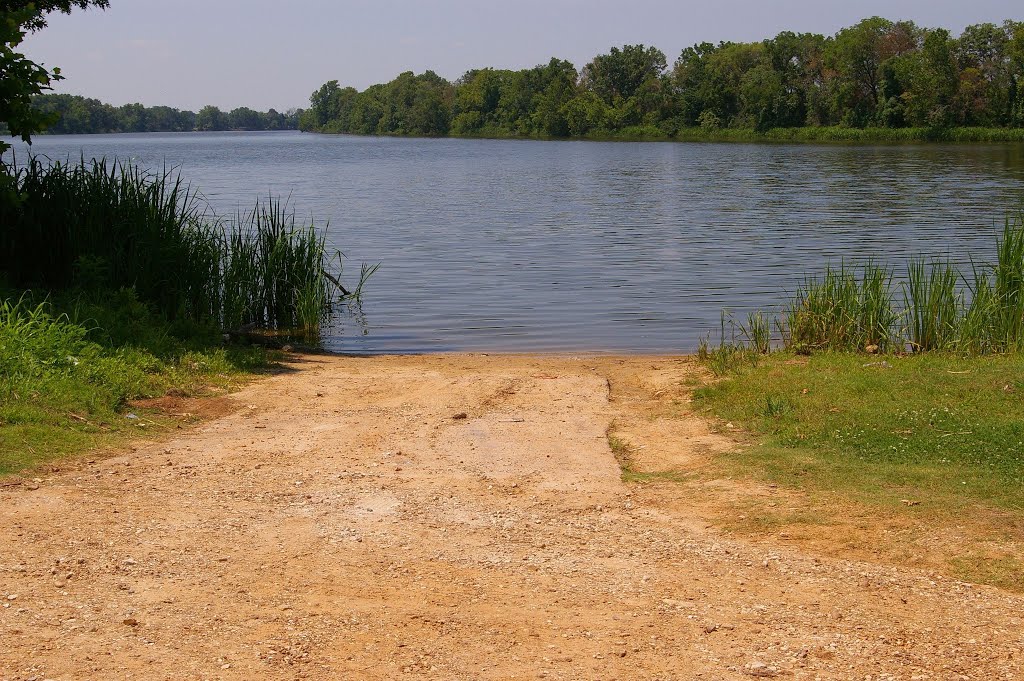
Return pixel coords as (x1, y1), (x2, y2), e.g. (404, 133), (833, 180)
(1, 355), (1022, 680)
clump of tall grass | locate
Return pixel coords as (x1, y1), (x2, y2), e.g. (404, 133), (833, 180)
(904, 259), (959, 352)
(0, 157), (369, 338)
(0, 156), (221, 320)
(698, 311), (764, 376)
(784, 262), (898, 353)
(700, 213), (1024, 363)
(740, 311), (772, 355)
(221, 198), (340, 334)
(958, 217), (1024, 353)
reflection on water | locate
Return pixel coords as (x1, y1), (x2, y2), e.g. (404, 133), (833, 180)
(10, 131), (1024, 353)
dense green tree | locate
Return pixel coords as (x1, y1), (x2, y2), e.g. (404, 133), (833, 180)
(581, 44), (668, 126)
(451, 68), (506, 134)
(763, 31), (827, 126)
(1010, 21), (1024, 125)
(825, 17), (920, 125)
(306, 79), (341, 128)
(528, 58), (578, 137)
(562, 90), (610, 136)
(227, 106), (264, 130)
(300, 17), (1024, 139)
(195, 104), (226, 131)
(898, 28), (960, 127)
(582, 44), (667, 104)
(28, 94), (285, 133)
(956, 22), (1013, 125)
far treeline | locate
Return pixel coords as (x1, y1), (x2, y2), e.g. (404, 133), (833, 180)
(300, 17), (1024, 140)
(29, 95), (302, 134)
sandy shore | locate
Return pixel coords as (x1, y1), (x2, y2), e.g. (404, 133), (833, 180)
(1, 354), (1021, 680)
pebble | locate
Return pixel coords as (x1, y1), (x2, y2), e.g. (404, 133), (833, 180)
(744, 661), (779, 677)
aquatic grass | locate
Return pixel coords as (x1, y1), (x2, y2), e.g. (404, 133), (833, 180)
(703, 213), (1024, 361)
(959, 266), (999, 355)
(785, 263), (861, 353)
(904, 259), (960, 352)
(991, 216), (1024, 350)
(740, 311), (772, 354)
(858, 263), (899, 352)
(0, 157), (360, 338)
(221, 197), (338, 333)
(698, 312), (762, 376)
(0, 157), (223, 321)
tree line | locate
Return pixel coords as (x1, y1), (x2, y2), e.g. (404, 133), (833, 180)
(29, 94), (302, 134)
(300, 17), (1024, 138)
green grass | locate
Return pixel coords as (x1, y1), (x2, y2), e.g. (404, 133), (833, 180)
(695, 352), (1024, 514)
(0, 290), (278, 476)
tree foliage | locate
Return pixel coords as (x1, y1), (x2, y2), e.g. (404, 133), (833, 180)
(29, 95), (301, 133)
(1, 0), (109, 153)
(302, 17), (1024, 139)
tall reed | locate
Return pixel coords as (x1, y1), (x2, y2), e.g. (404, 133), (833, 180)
(0, 157), (222, 320)
(785, 263), (897, 352)
(0, 157), (360, 337)
(221, 198), (339, 333)
(991, 216), (1024, 350)
(904, 259), (960, 352)
(703, 212), (1024, 358)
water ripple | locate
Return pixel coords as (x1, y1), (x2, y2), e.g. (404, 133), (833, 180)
(14, 131), (1024, 353)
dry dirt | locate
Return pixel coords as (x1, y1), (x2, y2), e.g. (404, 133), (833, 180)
(1, 354), (1022, 680)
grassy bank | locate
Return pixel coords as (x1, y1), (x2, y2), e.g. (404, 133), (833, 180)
(670, 126), (1024, 144)
(0, 290), (279, 476)
(694, 351), (1024, 589)
(693, 212), (1024, 589)
(697, 352), (1023, 512)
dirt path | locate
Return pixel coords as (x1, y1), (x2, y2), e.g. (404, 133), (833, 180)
(1, 355), (1022, 680)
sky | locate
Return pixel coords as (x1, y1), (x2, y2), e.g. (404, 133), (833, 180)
(22, 0), (1024, 113)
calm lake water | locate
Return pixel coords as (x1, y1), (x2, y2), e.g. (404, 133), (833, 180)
(10, 131), (1024, 353)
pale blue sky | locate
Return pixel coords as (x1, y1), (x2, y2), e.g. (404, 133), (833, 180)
(22, 0), (1024, 112)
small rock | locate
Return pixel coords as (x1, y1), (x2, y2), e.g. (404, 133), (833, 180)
(123, 618), (139, 627)
(452, 412), (468, 420)
(744, 662), (778, 678)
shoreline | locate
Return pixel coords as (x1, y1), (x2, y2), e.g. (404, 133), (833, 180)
(20, 126), (1024, 144)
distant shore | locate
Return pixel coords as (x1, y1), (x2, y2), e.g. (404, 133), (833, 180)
(17, 125), (1024, 144)
(313, 125), (1024, 144)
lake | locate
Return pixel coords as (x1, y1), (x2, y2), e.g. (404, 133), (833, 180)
(10, 131), (1024, 353)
